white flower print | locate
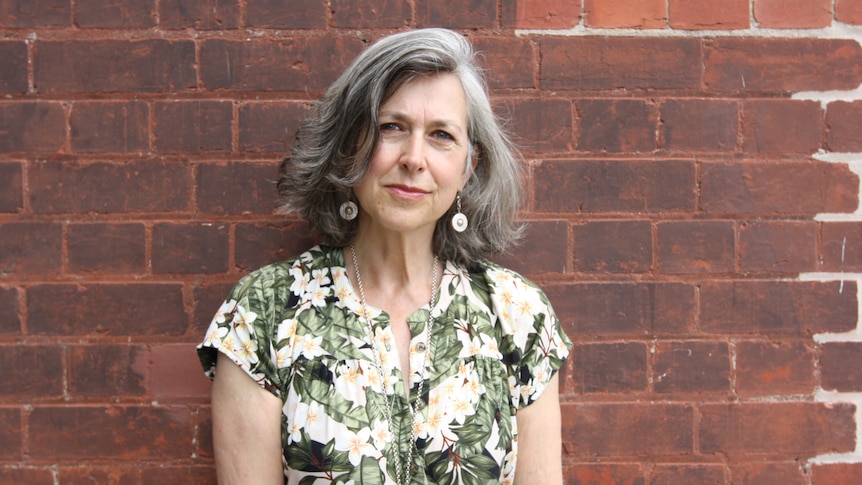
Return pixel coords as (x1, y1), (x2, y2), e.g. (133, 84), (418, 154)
(335, 428), (374, 466)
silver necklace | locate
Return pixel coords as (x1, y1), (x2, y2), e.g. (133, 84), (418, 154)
(350, 244), (438, 485)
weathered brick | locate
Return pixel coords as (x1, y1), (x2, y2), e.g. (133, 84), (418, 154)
(534, 160), (696, 213)
(573, 220), (652, 273)
(577, 99), (658, 153)
(0, 468), (54, 485)
(0, 42), (27, 93)
(70, 101), (149, 153)
(742, 100), (823, 155)
(563, 464), (644, 485)
(141, 466), (215, 484)
(57, 467), (141, 484)
(699, 402), (856, 455)
(153, 101), (232, 153)
(754, 0), (833, 28)
(836, 0), (862, 24)
(701, 161), (859, 215)
(197, 162), (279, 215)
(826, 100), (862, 152)
(159, 0), (239, 29)
(820, 342), (862, 392)
(0, 345), (63, 399)
(654, 341), (730, 394)
(246, 0), (326, 28)
(239, 102), (307, 153)
(822, 222), (862, 272)
(514, 0), (580, 28)
(562, 403), (694, 456)
(196, 406), (214, 458)
(700, 280), (857, 335)
(656, 221), (735, 274)
(0, 162), (23, 212)
(704, 38), (862, 93)
(546, 282), (696, 336)
(660, 99), (738, 152)
(68, 223), (147, 274)
(35, 40), (196, 93)
(152, 222), (230, 274)
(730, 462), (807, 485)
(584, 0), (667, 28)
(416, 0), (496, 28)
(0, 0), (70, 27)
(669, 0), (749, 29)
(0, 102), (66, 153)
(27, 284), (186, 336)
(0, 286), (20, 335)
(503, 98), (573, 153)
(739, 221), (817, 274)
(651, 465), (726, 484)
(75, 0), (156, 28)
(28, 160), (192, 214)
(68, 345), (148, 397)
(736, 340), (814, 396)
(540, 37), (702, 91)
(151, 344), (211, 399)
(811, 463), (862, 485)
(28, 406), (192, 459)
(0, 222), (62, 275)
(200, 38), (365, 92)
(0, 408), (21, 460)
(574, 342), (648, 393)
(471, 37), (535, 89)
(331, 0), (410, 28)
(492, 220), (568, 276)
(194, 282), (237, 336)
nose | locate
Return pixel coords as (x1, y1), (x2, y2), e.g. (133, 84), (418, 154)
(400, 133), (426, 172)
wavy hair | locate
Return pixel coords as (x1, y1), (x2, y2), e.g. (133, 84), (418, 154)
(276, 28), (523, 265)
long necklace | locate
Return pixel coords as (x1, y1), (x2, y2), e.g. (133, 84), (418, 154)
(350, 244), (438, 485)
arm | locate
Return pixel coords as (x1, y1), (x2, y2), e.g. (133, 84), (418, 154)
(211, 353), (285, 485)
(513, 373), (564, 485)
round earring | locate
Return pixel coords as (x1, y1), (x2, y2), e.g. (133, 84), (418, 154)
(339, 201), (358, 221)
(451, 194), (468, 233)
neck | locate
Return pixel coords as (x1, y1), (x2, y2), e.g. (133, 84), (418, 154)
(350, 226), (437, 289)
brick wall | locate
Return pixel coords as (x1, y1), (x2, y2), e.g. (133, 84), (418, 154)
(1, 1), (861, 484)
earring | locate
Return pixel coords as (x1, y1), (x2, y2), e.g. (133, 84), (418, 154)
(339, 201), (358, 221)
(451, 194), (468, 232)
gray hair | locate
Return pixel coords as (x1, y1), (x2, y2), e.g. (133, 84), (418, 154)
(276, 28), (523, 265)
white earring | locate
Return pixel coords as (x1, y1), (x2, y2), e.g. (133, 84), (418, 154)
(339, 201), (358, 221)
(451, 194), (468, 232)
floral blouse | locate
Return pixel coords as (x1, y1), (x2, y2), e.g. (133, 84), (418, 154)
(197, 245), (571, 485)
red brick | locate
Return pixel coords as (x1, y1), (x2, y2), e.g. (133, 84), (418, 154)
(577, 99), (658, 153)
(488, 220), (569, 276)
(197, 162), (280, 215)
(754, 0), (832, 28)
(504, 98), (573, 153)
(563, 464), (644, 485)
(153, 101), (232, 153)
(151, 223), (230, 274)
(68, 345), (148, 398)
(159, 0), (239, 29)
(742, 100), (823, 155)
(239, 102), (307, 153)
(730, 462), (807, 485)
(194, 282), (237, 336)
(141, 466), (215, 484)
(416, 0), (496, 28)
(654, 341), (730, 394)
(820, 342), (862, 392)
(70, 101), (149, 153)
(75, 0), (156, 28)
(811, 463), (862, 485)
(28, 160), (192, 214)
(0, 345), (63, 399)
(514, 0), (580, 28)
(68, 223), (147, 274)
(739, 221), (817, 274)
(701, 161), (859, 215)
(836, 0), (862, 24)
(28, 405), (192, 459)
(151, 343), (211, 399)
(573, 221), (652, 273)
(0, 468), (54, 485)
(27, 284), (186, 336)
(0, 42), (27, 93)
(540, 37), (702, 91)
(657, 221), (735, 274)
(0, 287), (21, 335)
(0, 0), (70, 27)
(471, 37), (536, 89)
(827, 100), (862, 151)
(736, 340), (815, 396)
(547, 282), (696, 336)
(196, 406), (214, 458)
(331, 0), (410, 28)
(57, 466), (141, 484)
(200, 38), (365, 93)
(534, 160), (696, 213)
(0, 408), (21, 460)
(0, 222), (62, 275)
(562, 403), (694, 456)
(650, 465), (726, 484)
(584, 0), (666, 28)
(700, 280), (857, 335)
(35, 40), (195, 93)
(699, 402), (856, 455)
(660, 99), (738, 152)
(822, 222), (862, 272)
(704, 38), (862, 93)
(0, 162), (23, 212)
(574, 342), (648, 393)
(0, 102), (66, 153)
(246, 0), (326, 27)
(669, 0), (749, 29)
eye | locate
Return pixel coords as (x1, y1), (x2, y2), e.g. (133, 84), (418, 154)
(432, 130), (455, 141)
(380, 122), (401, 132)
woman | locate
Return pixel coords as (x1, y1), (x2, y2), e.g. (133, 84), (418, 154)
(198, 28), (572, 485)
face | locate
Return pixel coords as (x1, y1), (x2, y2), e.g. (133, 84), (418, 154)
(353, 73), (472, 239)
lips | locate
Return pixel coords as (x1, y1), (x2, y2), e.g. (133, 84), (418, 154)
(385, 184), (430, 200)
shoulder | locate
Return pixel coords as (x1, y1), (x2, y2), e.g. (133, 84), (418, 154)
(228, 245), (337, 302)
(470, 260), (548, 300)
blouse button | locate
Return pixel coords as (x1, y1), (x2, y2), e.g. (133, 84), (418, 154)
(415, 342), (427, 352)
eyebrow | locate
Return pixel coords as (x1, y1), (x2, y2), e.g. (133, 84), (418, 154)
(378, 111), (466, 133)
